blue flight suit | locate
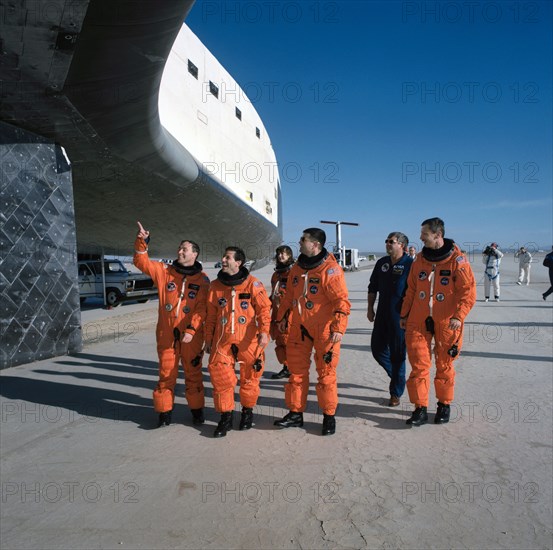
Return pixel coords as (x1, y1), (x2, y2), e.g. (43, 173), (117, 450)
(368, 253), (413, 397)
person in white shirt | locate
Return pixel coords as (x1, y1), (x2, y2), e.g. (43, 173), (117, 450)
(514, 247), (532, 285)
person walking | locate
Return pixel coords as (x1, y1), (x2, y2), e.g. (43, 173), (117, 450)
(367, 232), (413, 407)
(270, 245), (295, 379)
(542, 247), (553, 300)
(134, 222), (209, 427)
(273, 228), (350, 435)
(400, 217), (476, 426)
(204, 247), (271, 437)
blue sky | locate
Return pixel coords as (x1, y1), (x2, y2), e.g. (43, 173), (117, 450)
(186, 0), (552, 253)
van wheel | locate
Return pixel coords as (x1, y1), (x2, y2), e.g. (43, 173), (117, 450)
(106, 289), (122, 307)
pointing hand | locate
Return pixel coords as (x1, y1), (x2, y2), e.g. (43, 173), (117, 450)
(136, 221), (150, 240)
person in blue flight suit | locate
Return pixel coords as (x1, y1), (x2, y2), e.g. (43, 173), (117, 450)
(367, 232), (413, 407)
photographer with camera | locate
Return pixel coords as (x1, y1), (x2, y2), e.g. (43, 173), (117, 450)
(204, 246), (271, 437)
(399, 218), (476, 426)
(515, 246), (533, 286)
(482, 242), (504, 302)
(273, 228), (350, 436)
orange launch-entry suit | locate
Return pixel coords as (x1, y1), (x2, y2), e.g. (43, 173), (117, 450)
(400, 240), (476, 407)
(270, 265), (292, 367)
(277, 252), (350, 415)
(205, 268), (271, 413)
(134, 238), (209, 413)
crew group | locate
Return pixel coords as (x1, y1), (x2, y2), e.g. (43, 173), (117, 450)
(134, 217), (476, 436)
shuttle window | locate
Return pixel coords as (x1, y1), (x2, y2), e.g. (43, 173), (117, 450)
(265, 201), (272, 214)
(187, 60), (198, 79)
(256, 127), (260, 139)
(209, 81), (219, 99)
(235, 107), (242, 120)
(246, 191), (253, 202)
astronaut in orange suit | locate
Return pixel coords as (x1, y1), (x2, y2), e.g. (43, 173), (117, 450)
(273, 228), (350, 436)
(205, 246), (271, 438)
(270, 245), (295, 379)
(134, 222), (209, 428)
(400, 217), (476, 426)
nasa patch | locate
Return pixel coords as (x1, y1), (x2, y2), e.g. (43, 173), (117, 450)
(167, 282), (177, 292)
(188, 291), (196, 299)
(310, 285), (318, 294)
(441, 278), (449, 286)
(218, 298), (227, 307)
(381, 263), (390, 272)
(240, 300), (249, 310)
(419, 271), (428, 280)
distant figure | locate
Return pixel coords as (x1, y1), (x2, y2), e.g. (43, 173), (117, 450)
(515, 247), (533, 285)
(270, 245), (295, 379)
(367, 232), (413, 407)
(400, 217), (476, 426)
(408, 246), (417, 259)
(204, 247), (271, 438)
(483, 242), (504, 302)
(273, 227), (350, 436)
(134, 221), (209, 428)
(542, 246), (553, 301)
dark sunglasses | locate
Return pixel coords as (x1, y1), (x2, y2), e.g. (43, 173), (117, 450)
(385, 239), (399, 244)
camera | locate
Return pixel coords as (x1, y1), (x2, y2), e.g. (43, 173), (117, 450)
(447, 344), (459, 358)
(484, 246), (496, 257)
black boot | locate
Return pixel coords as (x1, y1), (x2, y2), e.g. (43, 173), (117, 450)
(239, 407), (254, 430)
(191, 408), (205, 425)
(157, 409), (172, 428)
(322, 414), (336, 436)
(271, 366), (291, 379)
(213, 411), (234, 438)
(434, 402), (451, 424)
(406, 407), (428, 426)
(274, 411), (304, 428)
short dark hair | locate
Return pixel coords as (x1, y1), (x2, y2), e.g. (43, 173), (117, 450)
(275, 245), (294, 261)
(181, 240), (200, 255)
(303, 227), (326, 246)
(421, 217), (445, 237)
(388, 232), (409, 248)
(225, 246), (246, 266)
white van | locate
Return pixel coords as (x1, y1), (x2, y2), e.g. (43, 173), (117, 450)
(78, 259), (157, 306)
